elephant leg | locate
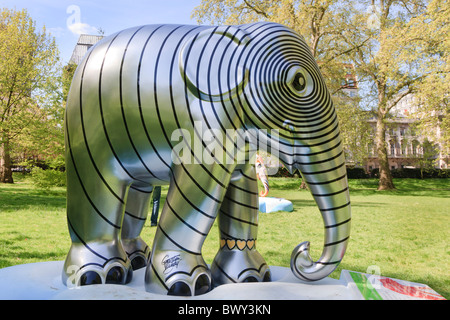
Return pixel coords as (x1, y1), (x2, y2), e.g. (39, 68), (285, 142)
(121, 185), (153, 271)
(145, 163), (230, 296)
(62, 158), (132, 287)
(211, 165), (271, 286)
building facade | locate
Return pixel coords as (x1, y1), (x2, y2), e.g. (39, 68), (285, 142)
(364, 94), (448, 172)
(69, 34), (104, 65)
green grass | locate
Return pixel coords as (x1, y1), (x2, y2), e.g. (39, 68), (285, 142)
(1, 173), (449, 299)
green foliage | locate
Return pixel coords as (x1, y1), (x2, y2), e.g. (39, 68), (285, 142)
(408, 0), (449, 152)
(390, 168), (449, 179)
(30, 167), (66, 190)
(62, 63), (77, 102)
(346, 167), (369, 179)
(0, 8), (63, 183)
(334, 96), (372, 165)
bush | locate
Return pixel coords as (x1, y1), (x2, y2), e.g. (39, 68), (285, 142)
(347, 167), (369, 179)
(271, 166), (293, 177)
(369, 168), (450, 179)
(31, 167), (66, 190)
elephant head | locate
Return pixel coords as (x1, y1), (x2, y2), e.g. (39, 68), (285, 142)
(179, 22), (351, 282)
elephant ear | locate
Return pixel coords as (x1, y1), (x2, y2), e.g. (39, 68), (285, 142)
(179, 26), (251, 102)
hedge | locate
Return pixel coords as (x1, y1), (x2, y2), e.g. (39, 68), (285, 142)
(370, 168), (450, 179)
(271, 166), (450, 179)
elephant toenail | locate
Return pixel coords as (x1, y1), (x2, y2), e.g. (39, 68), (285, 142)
(131, 256), (147, 270)
(243, 276), (258, 283)
(125, 268), (133, 284)
(194, 274), (211, 295)
(80, 271), (102, 286)
(263, 271), (271, 282)
(106, 267), (124, 284)
(168, 282), (192, 296)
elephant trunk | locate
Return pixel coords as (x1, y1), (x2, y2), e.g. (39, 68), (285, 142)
(290, 145), (351, 281)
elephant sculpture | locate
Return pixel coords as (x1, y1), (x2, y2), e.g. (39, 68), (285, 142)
(62, 22), (351, 296)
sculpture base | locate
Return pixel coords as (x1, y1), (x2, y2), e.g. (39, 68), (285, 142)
(258, 197), (293, 213)
(0, 261), (444, 300)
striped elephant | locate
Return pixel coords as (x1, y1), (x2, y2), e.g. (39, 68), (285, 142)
(62, 22), (351, 296)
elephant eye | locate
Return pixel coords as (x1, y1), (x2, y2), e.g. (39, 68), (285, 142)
(286, 67), (310, 96)
(292, 72), (306, 92)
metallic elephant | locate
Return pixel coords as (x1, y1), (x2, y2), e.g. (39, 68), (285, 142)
(62, 22), (351, 296)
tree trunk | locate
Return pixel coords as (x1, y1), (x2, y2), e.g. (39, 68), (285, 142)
(0, 135), (14, 184)
(375, 110), (395, 190)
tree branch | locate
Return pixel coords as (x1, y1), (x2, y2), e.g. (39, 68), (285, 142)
(324, 37), (371, 63)
(242, 0), (269, 18)
(386, 88), (412, 112)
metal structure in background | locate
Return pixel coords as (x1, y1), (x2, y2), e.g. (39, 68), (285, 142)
(63, 22), (351, 296)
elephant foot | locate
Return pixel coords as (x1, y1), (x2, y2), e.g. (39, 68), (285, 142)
(144, 250), (212, 296)
(62, 242), (133, 287)
(211, 239), (271, 286)
(121, 237), (151, 270)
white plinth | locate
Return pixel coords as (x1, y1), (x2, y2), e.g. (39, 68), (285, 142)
(258, 197), (293, 213)
(0, 261), (355, 300)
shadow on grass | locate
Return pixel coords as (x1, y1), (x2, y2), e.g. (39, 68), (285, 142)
(0, 251), (67, 269)
(349, 201), (388, 208)
(0, 230), (68, 268)
(0, 232), (29, 255)
(348, 178), (450, 198)
(269, 180), (302, 190)
(289, 199), (317, 208)
(0, 185), (66, 212)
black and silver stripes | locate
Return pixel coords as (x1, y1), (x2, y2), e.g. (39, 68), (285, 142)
(63, 22), (351, 293)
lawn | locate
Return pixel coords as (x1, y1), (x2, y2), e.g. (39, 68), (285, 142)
(1, 173), (449, 299)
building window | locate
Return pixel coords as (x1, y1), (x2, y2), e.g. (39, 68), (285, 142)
(412, 140), (420, 156)
(390, 141), (395, 155)
(401, 141), (406, 155)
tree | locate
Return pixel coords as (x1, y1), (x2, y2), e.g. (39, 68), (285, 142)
(336, 0), (441, 190)
(416, 138), (439, 178)
(334, 94), (372, 165)
(0, 8), (61, 183)
(194, 1), (448, 190)
(193, 0), (372, 171)
(409, 0), (449, 166)
(62, 63), (77, 103)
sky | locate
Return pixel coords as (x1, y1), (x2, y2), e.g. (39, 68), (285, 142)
(0, 0), (203, 64)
